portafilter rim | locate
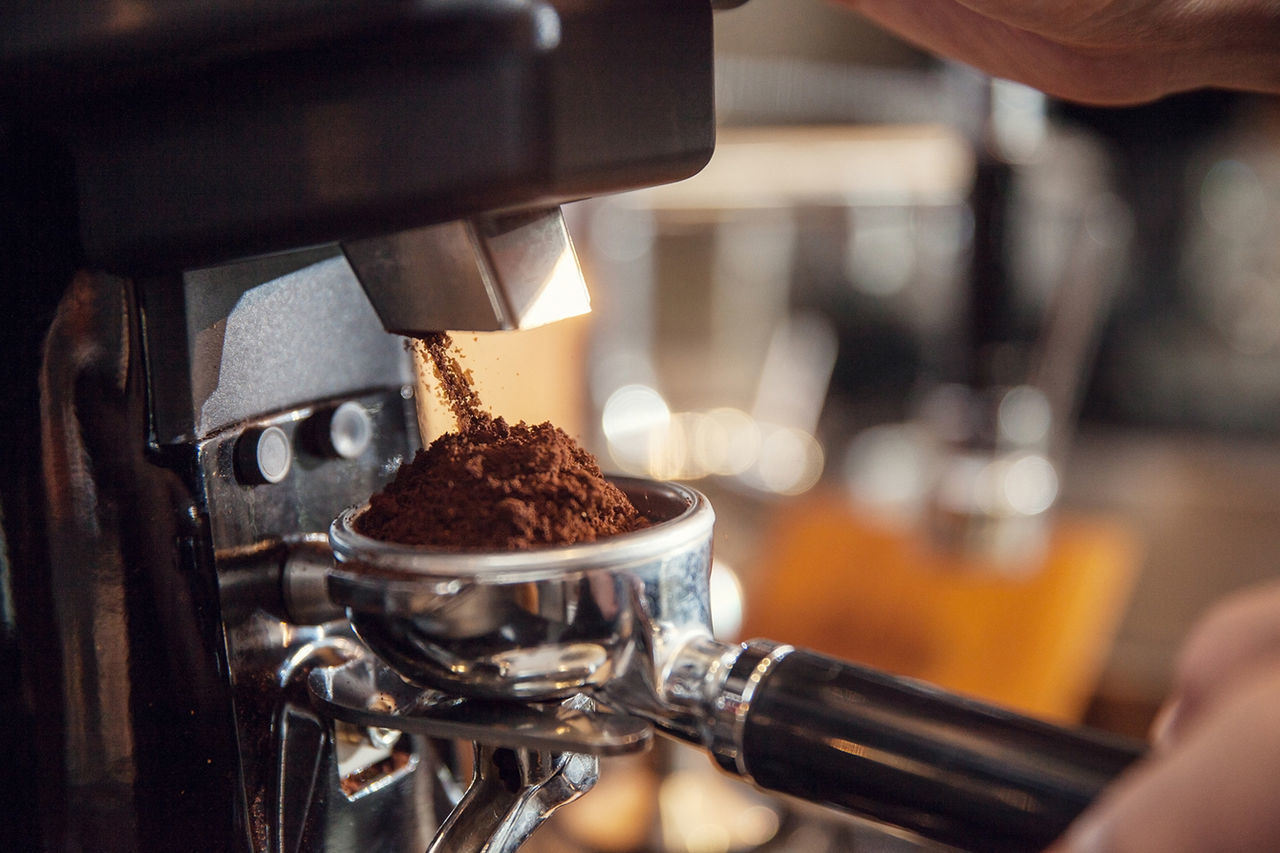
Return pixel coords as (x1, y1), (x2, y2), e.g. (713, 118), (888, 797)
(329, 476), (714, 587)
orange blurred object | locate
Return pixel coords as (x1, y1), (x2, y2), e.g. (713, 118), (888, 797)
(742, 490), (1142, 723)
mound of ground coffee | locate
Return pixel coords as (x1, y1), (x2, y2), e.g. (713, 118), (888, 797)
(355, 333), (650, 551)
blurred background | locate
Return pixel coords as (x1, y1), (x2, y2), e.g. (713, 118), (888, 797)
(449, 2), (1280, 849)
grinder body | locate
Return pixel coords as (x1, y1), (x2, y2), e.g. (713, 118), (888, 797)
(0, 2), (716, 850)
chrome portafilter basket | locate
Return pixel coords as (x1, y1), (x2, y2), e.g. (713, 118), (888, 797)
(328, 478), (714, 708)
(322, 477), (1146, 853)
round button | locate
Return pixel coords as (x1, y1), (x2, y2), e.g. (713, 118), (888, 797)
(236, 425), (292, 485)
(327, 401), (373, 459)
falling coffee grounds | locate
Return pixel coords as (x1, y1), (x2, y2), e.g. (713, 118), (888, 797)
(355, 333), (650, 550)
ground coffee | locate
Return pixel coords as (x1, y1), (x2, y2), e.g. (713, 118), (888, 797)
(355, 333), (650, 550)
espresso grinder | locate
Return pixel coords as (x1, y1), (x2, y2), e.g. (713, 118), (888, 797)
(1, 3), (1143, 852)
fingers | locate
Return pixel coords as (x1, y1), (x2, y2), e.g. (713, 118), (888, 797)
(1054, 578), (1280, 850)
(946, 0), (1159, 44)
(832, 0), (1185, 104)
(835, 0), (1069, 75)
(1052, 666), (1280, 852)
(1155, 578), (1280, 747)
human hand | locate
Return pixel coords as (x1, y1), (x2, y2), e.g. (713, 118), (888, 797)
(1154, 578), (1280, 746)
(1048, 579), (1280, 852)
(834, 0), (1280, 104)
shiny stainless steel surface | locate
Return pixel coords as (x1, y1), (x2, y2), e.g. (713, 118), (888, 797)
(307, 657), (651, 755)
(427, 741), (597, 853)
(328, 478), (763, 761)
(147, 247), (410, 445)
(329, 479), (719, 706)
(184, 248), (447, 850)
(344, 207), (592, 334)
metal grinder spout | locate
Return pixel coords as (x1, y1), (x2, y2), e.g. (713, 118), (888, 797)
(342, 206), (591, 335)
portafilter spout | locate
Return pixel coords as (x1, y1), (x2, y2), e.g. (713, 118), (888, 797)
(328, 478), (1145, 852)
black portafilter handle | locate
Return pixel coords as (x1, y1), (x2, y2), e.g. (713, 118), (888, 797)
(705, 642), (1146, 852)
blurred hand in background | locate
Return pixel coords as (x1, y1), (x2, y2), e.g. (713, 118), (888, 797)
(1048, 579), (1280, 851)
(836, 0), (1280, 104)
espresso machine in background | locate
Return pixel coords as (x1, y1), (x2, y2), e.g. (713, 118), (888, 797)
(1, 3), (724, 849)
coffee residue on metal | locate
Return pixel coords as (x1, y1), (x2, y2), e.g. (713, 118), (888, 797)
(355, 332), (650, 550)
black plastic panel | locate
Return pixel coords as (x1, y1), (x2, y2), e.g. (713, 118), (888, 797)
(2, 0), (716, 275)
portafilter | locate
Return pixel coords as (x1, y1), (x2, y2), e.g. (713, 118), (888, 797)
(328, 477), (1144, 852)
